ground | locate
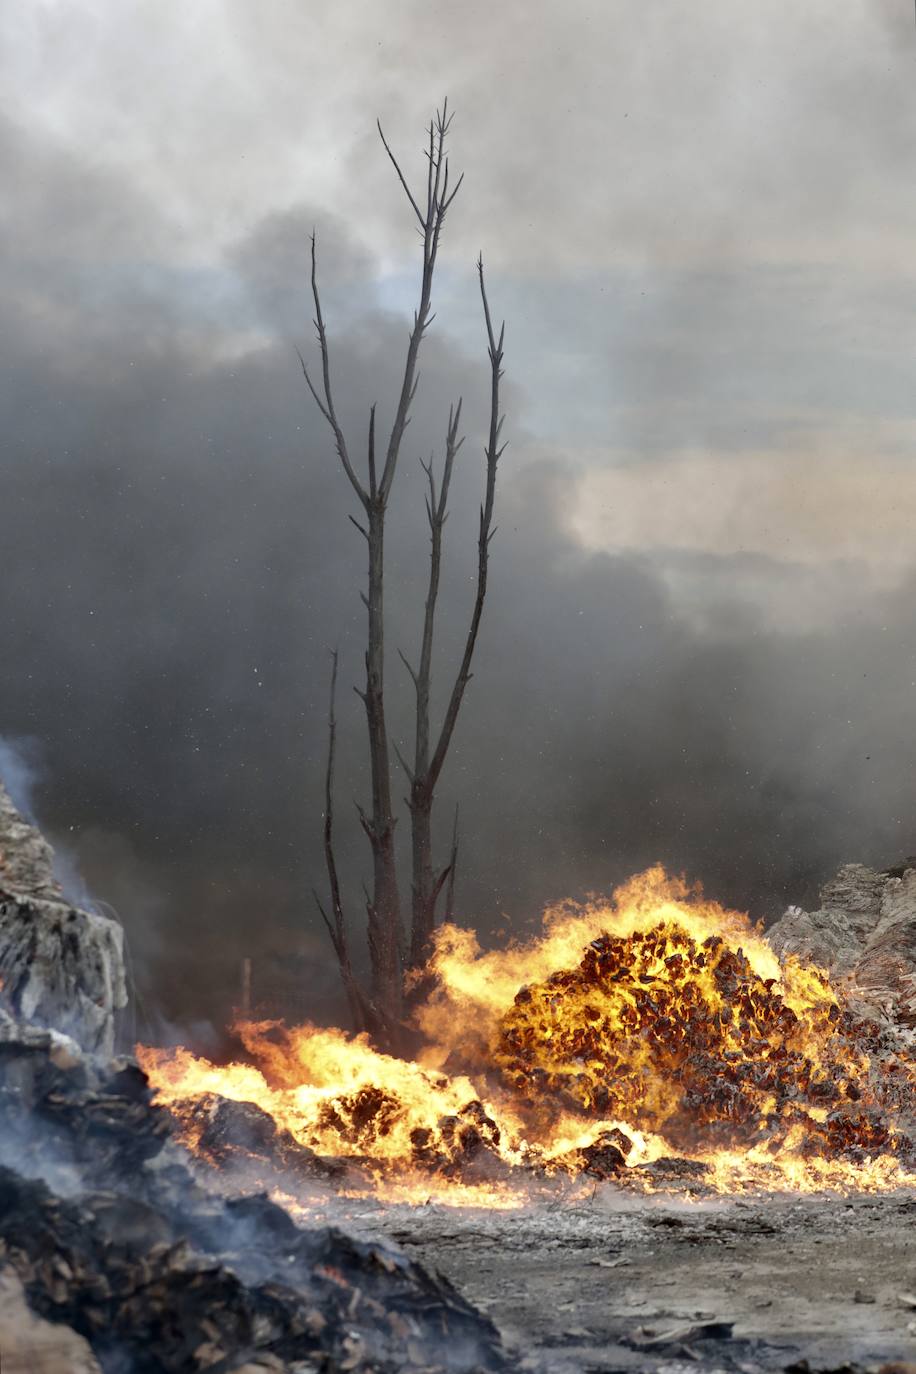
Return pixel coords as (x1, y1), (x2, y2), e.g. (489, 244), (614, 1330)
(326, 1187), (916, 1372)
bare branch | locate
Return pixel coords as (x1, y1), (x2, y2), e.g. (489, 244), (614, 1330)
(355, 799), (374, 841)
(432, 862), (452, 907)
(300, 234), (369, 508)
(320, 652), (347, 949)
(425, 118), (435, 225)
(367, 403), (378, 500)
(392, 740), (415, 785)
(377, 109), (461, 503)
(398, 648), (419, 687)
(296, 348), (332, 424)
(377, 118), (426, 228)
(313, 890), (336, 949)
(405, 391), (466, 969)
(314, 651), (368, 1029)
(442, 171), (465, 211)
(426, 261), (504, 796)
(445, 804), (459, 923)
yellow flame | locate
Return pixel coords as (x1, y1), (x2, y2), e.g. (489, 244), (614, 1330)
(138, 867), (916, 1203)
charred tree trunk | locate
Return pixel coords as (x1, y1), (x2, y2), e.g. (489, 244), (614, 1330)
(401, 404), (462, 967)
(359, 500), (403, 1019)
(403, 266), (505, 973)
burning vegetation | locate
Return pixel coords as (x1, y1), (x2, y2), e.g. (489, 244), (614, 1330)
(139, 868), (916, 1204)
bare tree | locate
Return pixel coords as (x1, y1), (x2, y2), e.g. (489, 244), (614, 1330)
(302, 103), (505, 1039)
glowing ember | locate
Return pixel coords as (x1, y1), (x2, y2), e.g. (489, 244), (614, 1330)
(138, 867), (916, 1203)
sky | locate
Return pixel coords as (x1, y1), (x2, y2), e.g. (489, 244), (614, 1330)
(2, 0), (916, 1039)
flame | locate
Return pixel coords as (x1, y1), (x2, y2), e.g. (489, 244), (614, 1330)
(138, 867), (916, 1204)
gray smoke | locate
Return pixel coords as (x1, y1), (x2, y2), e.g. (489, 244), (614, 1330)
(3, 7), (916, 1039)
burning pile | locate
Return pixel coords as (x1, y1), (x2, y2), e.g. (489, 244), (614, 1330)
(140, 868), (916, 1203)
(0, 1026), (506, 1373)
(497, 924), (899, 1159)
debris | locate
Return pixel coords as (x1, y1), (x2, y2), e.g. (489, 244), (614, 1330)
(0, 1030), (507, 1373)
(634, 1157), (713, 1187)
(190, 1092), (344, 1181)
(624, 1319), (735, 1350)
(578, 1127), (631, 1179)
(769, 862), (916, 1032)
(495, 913), (916, 1172)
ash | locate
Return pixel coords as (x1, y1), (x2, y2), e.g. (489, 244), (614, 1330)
(327, 1186), (916, 1374)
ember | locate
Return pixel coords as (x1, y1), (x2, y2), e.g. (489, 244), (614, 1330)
(139, 868), (916, 1202)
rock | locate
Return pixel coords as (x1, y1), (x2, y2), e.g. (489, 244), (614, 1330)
(770, 861), (916, 1028)
(0, 893), (126, 1057)
(0, 780), (61, 899)
(0, 779), (126, 1056)
(630, 1157), (713, 1188)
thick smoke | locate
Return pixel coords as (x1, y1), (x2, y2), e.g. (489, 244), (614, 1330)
(3, 102), (916, 1040)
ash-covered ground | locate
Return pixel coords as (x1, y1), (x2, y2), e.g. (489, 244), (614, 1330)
(328, 1186), (916, 1373)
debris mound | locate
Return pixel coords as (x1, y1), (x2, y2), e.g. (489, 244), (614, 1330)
(0, 1030), (507, 1373)
(495, 920), (916, 1161)
(770, 861), (916, 1028)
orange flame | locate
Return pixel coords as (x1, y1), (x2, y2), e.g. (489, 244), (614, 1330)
(138, 867), (916, 1204)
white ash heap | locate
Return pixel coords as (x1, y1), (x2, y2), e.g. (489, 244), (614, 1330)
(769, 860), (916, 1031)
(0, 780), (126, 1057)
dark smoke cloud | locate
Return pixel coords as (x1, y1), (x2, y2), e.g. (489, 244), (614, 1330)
(3, 105), (916, 1043)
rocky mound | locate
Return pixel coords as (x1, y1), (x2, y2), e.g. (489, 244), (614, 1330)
(769, 862), (916, 1029)
(0, 777), (126, 1056)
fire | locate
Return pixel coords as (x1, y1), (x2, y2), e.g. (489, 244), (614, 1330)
(138, 867), (916, 1204)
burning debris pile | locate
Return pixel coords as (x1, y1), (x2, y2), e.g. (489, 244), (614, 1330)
(0, 1026), (506, 1373)
(0, 777), (506, 1372)
(141, 868), (916, 1202)
(495, 922), (912, 1169)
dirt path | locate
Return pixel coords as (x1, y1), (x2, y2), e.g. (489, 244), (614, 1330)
(332, 1188), (916, 1372)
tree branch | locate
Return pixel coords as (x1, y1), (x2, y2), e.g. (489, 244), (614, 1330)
(426, 260), (504, 792)
(300, 233), (369, 508)
(377, 118), (426, 229)
(445, 803), (459, 923)
(377, 101), (462, 504)
(315, 650), (367, 1029)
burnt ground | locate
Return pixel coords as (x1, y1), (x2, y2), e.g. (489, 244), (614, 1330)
(325, 1188), (916, 1373)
